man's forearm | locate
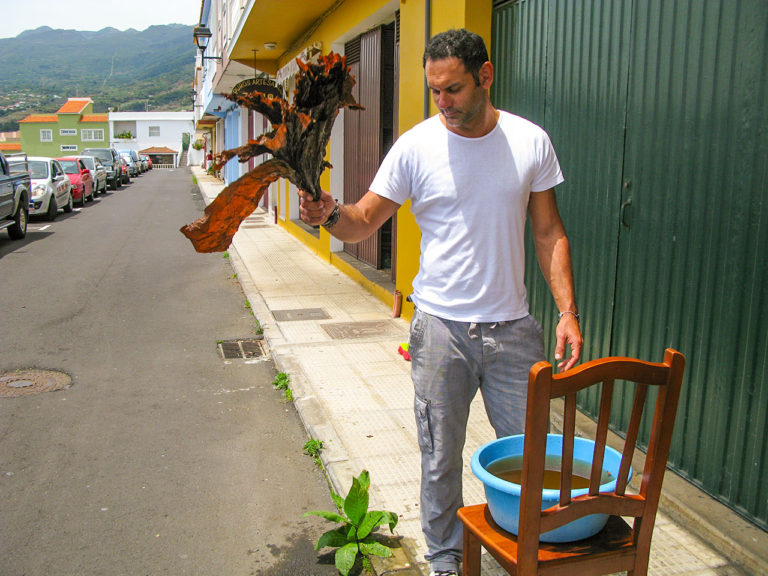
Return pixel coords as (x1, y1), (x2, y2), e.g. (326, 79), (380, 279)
(302, 189), (400, 243)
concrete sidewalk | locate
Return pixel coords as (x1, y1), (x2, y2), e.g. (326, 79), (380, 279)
(190, 166), (764, 576)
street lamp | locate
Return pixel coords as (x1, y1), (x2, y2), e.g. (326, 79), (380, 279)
(193, 25), (222, 62)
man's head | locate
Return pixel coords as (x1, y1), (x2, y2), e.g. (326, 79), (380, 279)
(423, 28), (489, 85)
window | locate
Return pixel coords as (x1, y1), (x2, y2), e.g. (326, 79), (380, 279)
(81, 129), (104, 142)
(40, 129), (52, 142)
(60, 144), (78, 152)
(148, 126), (160, 137)
(60, 128), (77, 136)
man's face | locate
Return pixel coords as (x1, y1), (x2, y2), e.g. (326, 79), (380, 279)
(425, 56), (492, 137)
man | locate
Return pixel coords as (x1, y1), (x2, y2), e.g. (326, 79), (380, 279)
(299, 28), (582, 576)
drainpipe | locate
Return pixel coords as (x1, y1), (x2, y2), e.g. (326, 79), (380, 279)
(423, 0), (431, 120)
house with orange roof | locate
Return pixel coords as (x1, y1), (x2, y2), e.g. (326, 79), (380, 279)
(19, 97), (110, 157)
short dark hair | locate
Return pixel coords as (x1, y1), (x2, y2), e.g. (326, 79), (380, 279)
(423, 28), (489, 85)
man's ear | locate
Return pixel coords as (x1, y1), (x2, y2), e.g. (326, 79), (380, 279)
(479, 61), (494, 89)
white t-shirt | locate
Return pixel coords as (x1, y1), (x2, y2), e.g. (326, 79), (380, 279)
(370, 111), (564, 322)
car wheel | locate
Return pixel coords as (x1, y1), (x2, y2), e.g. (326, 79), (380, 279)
(63, 193), (73, 213)
(46, 195), (58, 221)
(7, 203), (28, 240)
(110, 177), (117, 190)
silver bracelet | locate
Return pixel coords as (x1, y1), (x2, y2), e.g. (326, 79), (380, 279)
(557, 310), (580, 322)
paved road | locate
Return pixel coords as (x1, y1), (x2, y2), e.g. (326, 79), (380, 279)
(0, 169), (339, 575)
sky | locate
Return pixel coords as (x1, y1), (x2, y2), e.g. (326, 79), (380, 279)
(1, 0), (200, 39)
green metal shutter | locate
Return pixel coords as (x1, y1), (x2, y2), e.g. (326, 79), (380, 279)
(492, 0), (768, 529)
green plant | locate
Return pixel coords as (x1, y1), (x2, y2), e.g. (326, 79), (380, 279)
(305, 470), (398, 576)
(285, 388), (293, 402)
(303, 438), (324, 467)
(114, 130), (134, 139)
(222, 251), (229, 260)
(272, 372), (290, 390)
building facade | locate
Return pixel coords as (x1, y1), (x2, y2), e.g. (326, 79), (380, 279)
(190, 0), (768, 537)
(19, 100), (194, 168)
(19, 98), (109, 157)
(110, 111), (195, 167)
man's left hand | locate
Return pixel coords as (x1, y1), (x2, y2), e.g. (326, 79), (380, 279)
(554, 315), (583, 372)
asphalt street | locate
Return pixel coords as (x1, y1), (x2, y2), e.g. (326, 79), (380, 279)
(0, 167), (340, 575)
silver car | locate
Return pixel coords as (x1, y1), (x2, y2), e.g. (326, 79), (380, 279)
(27, 157), (73, 220)
(76, 155), (108, 194)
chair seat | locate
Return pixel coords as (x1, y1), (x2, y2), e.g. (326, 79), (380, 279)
(458, 504), (636, 574)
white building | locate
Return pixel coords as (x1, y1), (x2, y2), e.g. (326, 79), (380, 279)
(109, 111), (194, 167)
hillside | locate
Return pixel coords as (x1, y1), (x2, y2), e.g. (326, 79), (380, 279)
(0, 25), (196, 131)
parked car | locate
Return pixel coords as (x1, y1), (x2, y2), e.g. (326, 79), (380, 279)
(76, 155), (107, 194)
(57, 157), (95, 206)
(0, 151), (31, 240)
(27, 157), (73, 220)
(140, 154), (152, 170)
(119, 157), (131, 184)
(82, 147), (123, 190)
(118, 150), (140, 177)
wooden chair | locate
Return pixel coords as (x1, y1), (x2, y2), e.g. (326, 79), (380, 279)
(458, 348), (686, 576)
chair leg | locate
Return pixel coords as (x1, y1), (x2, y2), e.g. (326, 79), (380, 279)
(463, 526), (482, 576)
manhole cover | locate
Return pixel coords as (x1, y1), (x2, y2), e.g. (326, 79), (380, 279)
(218, 339), (266, 359)
(0, 369), (72, 398)
(321, 320), (402, 340)
(272, 308), (330, 322)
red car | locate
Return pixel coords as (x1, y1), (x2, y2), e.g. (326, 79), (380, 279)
(56, 157), (94, 206)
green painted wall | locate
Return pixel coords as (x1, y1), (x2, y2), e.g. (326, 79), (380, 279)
(20, 112), (109, 157)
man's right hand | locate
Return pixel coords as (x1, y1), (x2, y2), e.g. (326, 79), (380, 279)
(298, 188), (335, 227)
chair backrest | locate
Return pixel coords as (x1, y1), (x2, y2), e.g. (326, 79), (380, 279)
(517, 348), (686, 573)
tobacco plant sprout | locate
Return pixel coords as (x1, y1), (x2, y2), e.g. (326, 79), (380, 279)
(305, 469), (398, 576)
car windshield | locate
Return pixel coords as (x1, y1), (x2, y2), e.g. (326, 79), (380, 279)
(28, 160), (49, 179)
(83, 149), (111, 163)
(59, 160), (80, 174)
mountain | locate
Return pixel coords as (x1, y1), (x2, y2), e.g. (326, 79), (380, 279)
(0, 25), (196, 131)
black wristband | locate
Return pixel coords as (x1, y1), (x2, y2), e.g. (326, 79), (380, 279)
(322, 200), (341, 229)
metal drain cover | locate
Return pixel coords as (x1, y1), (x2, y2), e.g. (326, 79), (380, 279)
(0, 369), (72, 398)
(272, 308), (329, 322)
(218, 338), (266, 359)
(321, 320), (402, 340)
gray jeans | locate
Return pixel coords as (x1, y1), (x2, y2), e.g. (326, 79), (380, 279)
(409, 308), (545, 571)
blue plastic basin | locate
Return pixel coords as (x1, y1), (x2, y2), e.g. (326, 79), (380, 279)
(470, 434), (629, 542)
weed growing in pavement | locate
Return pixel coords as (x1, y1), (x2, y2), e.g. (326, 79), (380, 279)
(272, 372), (293, 402)
(305, 470), (399, 576)
(223, 251), (229, 259)
(303, 438), (324, 467)
(254, 319), (263, 335)
(272, 372), (289, 390)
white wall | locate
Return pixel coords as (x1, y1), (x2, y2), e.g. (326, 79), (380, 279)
(109, 112), (195, 159)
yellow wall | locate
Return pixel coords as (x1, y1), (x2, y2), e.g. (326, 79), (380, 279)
(268, 0), (494, 320)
